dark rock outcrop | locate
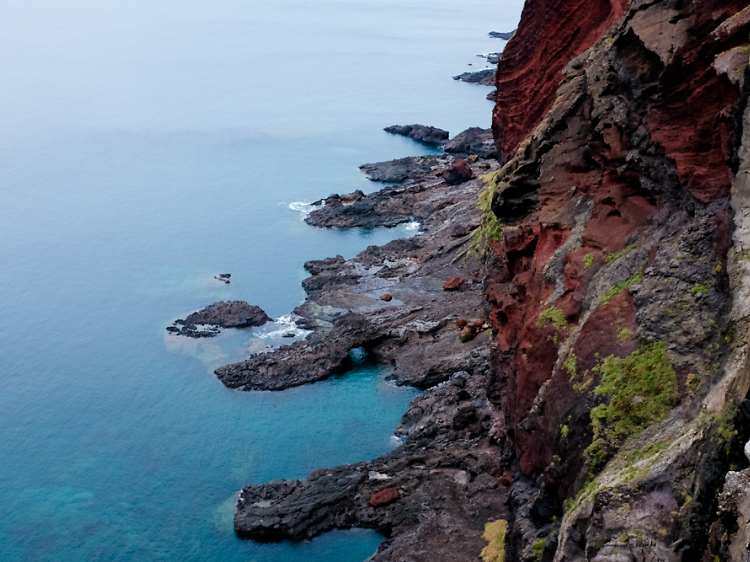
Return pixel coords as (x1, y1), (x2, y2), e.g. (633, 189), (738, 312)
(359, 154), (454, 183)
(489, 30), (516, 40)
(491, 0), (629, 159)
(444, 127), (497, 159)
(184, 301), (271, 328)
(453, 68), (495, 86)
(384, 124), (449, 146)
(168, 301), (271, 337)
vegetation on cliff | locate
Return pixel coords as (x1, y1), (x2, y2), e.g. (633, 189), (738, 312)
(585, 342), (678, 470)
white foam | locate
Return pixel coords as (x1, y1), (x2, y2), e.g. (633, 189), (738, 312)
(288, 201), (322, 217)
(257, 314), (310, 339)
(405, 221), (420, 231)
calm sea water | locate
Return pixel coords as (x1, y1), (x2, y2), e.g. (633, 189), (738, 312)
(0, 1), (522, 560)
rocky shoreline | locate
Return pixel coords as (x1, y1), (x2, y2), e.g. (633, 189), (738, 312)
(174, 1), (750, 559)
(206, 130), (509, 559)
(215, 146), (498, 393)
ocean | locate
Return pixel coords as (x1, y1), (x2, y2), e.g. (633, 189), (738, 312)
(0, 0), (522, 560)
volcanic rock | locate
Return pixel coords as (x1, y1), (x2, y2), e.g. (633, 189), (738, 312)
(442, 159), (473, 185)
(384, 124), (449, 146)
(369, 487), (400, 507)
(452, 69), (495, 86)
(489, 30), (515, 40)
(443, 277), (465, 291)
(359, 155), (455, 183)
(184, 301), (271, 328)
(444, 128), (497, 159)
(168, 301), (271, 337)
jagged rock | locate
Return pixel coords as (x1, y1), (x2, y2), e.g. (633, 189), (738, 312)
(184, 301), (271, 328)
(482, 0), (750, 558)
(307, 156), (488, 228)
(384, 124), (449, 146)
(717, 469), (750, 562)
(445, 128), (497, 159)
(233, 370), (507, 561)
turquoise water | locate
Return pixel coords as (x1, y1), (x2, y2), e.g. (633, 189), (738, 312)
(0, 1), (522, 560)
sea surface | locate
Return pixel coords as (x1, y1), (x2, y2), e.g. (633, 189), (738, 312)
(0, 1), (522, 560)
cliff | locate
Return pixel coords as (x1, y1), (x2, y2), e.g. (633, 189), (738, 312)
(485, 0), (750, 559)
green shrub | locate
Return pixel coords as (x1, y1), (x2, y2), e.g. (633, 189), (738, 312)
(691, 284), (708, 296)
(537, 306), (567, 331)
(600, 271), (642, 306)
(586, 342), (678, 469)
(564, 352), (577, 380)
(470, 172), (504, 254)
(583, 253), (594, 269)
(717, 408), (739, 454)
(531, 538), (546, 561)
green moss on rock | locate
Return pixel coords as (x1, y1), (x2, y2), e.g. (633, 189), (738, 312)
(481, 519), (508, 562)
(585, 342), (678, 469)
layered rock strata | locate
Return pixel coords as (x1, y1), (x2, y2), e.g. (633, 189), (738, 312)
(484, 0), (750, 560)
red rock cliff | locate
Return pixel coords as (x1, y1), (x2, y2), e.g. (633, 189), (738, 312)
(484, 0), (750, 559)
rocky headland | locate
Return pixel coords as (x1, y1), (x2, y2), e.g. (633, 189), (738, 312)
(209, 1), (750, 561)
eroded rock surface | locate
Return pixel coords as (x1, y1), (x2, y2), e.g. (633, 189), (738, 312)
(481, 0), (750, 560)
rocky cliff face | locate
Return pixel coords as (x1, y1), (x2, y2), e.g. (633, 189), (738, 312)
(486, 0), (750, 559)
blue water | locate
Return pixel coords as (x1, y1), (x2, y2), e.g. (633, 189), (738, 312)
(0, 1), (522, 560)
